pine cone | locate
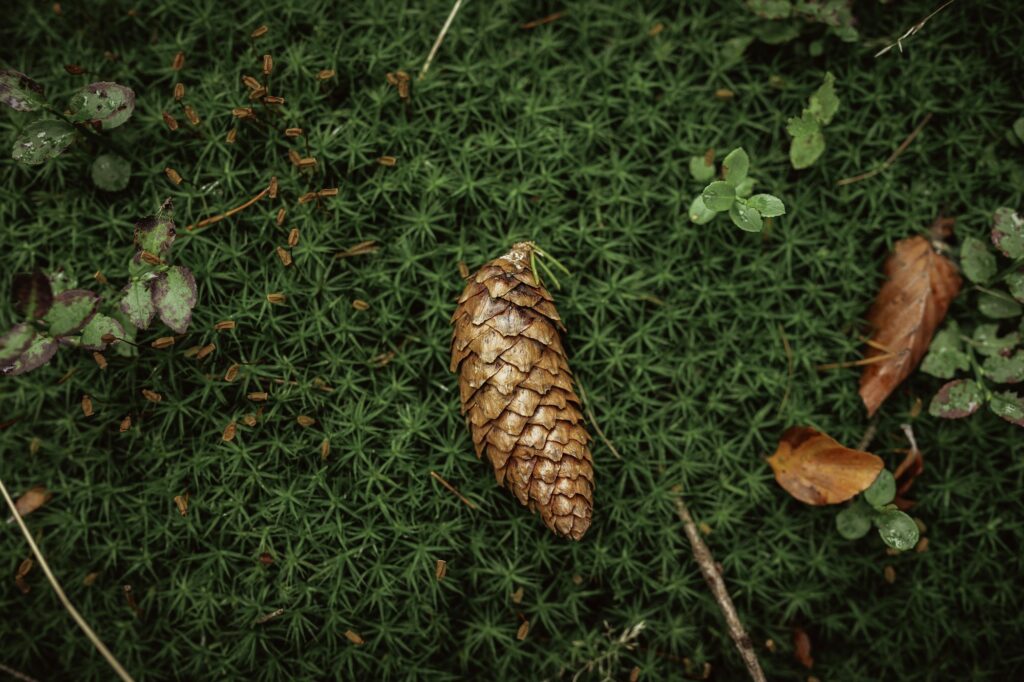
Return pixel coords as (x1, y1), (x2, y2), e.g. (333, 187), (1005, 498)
(450, 242), (594, 540)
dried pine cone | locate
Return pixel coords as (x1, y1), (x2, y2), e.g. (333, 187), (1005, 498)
(450, 242), (594, 540)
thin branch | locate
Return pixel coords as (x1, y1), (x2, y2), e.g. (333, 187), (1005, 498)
(816, 352), (899, 371)
(856, 417), (880, 452)
(185, 184), (271, 231)
(429, 470), (478, 510)
(521, 11), (565, 30)
(836, 113), (932, 187)
(419, 0), (465, 81)
(672, 487), (767, 682)
(0, 478), (135, 682)
(874, 0), (956, 58)
(576, 384), (622, 459)
(0, 663), (42, 682)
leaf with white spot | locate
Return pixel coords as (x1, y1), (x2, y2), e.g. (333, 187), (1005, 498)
(11, 120), (76, 165)
(68, 82), (135, 130)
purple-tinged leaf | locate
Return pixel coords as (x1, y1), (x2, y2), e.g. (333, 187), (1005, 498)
(0, 70), (45, 112)
(119, 279), (157, 330)
(134, 215), (176, 255)
(990, 391), (1024, 427)
(67, 82), (135, 130)
(79, 313), (126, 351)
(44, 289), (98, 337)
(0, 324), (35, 364)
(12, 271), (53, 319)
(2, 335), (58, 376)
(152, 266), (197, 334)
(928, 379), (985, 419)
(992, 207), (1024, 260)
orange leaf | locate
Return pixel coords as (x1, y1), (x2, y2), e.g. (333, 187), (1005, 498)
(792, 627), (814, 669)
(859, 236), (961, 416)
(8, 484), (52, 521)
(767, 427), (883, 505)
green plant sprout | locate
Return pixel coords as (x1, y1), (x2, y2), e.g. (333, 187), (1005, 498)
(0, 202), (196, 376)
(922, 207), (1024, 427)
(786, 72), (839, 170)
(0, 70), (135, 191)
(689, 147), (786, 232)
(835, 469), (920, 551)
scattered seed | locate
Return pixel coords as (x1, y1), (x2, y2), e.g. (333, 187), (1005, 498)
(914, 517), (927, 534)
(83, 572), (100, 587)
(629, 666), (640, 682)
(713, 88), (734, 100)
(571, 575), (583, 585)
(284, 127), (303, 137)
(184, 104), (200, 126)
(385, 70), (411, 99)
(266, 292), (286, 304)
(268, 176), (279, 199)
(173, 493), (189, 516)
(224, 364), (240, 382)
(297, 192), (317, 204)
(195, 343), (216, 360)
(297, 157), (317, 168)
(254, 608), (285, 625)
(320, 438), (330, 460)
(296, 415), (315, 428)
(511, 586), (524, 604)
(242, 75), (262, 91)
(182, 345), (202, 358)
(15, 558), (33, 594)
(101, 333), (117, 345)
(276, 208), (287, 226)
(335, 240), (378, 259)
(123, 584), (141, 617)
(765, 638), (776, 653)
(29, 438), (41, 455)
(287, 149), (301, 166)
(151, 336), (175, 349)
(910, 396), (923, 418)
(259, 552), (274, 565)
(222, 421), (237, 442)
(214, 320), (236, 331)
(52, 2), (62, 15)
(226, 128), (237, 144)
(698, 521), (712, 535)
(93, 352), (107, 370)
(93, 270), (109, 285)
(915, 537), (930, 553)
(162, 111), (179, 131)
(164, 167), (183, 185)
(648, 22), (665, 37)
(171, 51), (185, 71)
(65, 63), (85, 75)
(276, 246), (292, 267)
(248, 392), (269, 402)
(287, 228), (299, 247)
(81, 394), (94, 417)
(516, 620), (529, 641)
(344, 630), (364, 645)
(458, 261), (469, 278)
(250, 25), (269, 39)
(142, 389), (162, 403)
(377, 155), (397, 167)
(263, 54), (273, 75)
(352, 299), (369, 311)
(372, 350), (396, 367)
(264, 95), (285, 105)
(435, 559), (447, 581)
(173, 82), (185, 101)
(119, 415), (132, 432)
(318, 188), (339, 198)
(883, 565), (896, 584)
(317, 69), (336, 80)
(232, 107), (254, 119)
(242, 413), (257, 427)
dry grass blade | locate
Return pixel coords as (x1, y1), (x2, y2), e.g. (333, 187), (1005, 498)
(419, 0), (464, 80)
(874, 1), (956, 58)
(429, 470), (478, 510)
(186, 184), (271, 231)
(836, 114), (932, 187)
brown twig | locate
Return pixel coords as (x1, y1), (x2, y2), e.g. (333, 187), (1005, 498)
(185, 184), (271, 231)
(671, 487), (767, 682)
(419, 0), (465, 81)
(0, 478), (135, 682)
(521, 11), (565, 30)
(576, 384), (622, 459)
(856, 417), (880, 452)
(430, 470), (478, 510)
(0, 664), (42, 682)
(836, 113), (933, 187)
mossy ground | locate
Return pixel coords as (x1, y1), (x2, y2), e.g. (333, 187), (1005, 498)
(1, 1), (1023, 679)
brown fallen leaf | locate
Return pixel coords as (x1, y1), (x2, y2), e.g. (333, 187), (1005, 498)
(15, 557), (33, 594)
(767, 427), (883, 505)
(7, 485), (52, 522)
(793, 626), (813, 669)
(860, 236), (961, 416)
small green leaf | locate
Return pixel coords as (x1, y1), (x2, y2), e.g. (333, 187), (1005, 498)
(929, 379), (985, 419)
(960, 236), (997, 284)
(972, 324), (1019, 356)
(720, 36), (754, 67)
(921, 322), (970, 379)
(807, 72), (839, 125)
(746, 194), (785, 218)
(0, 70), (46, 112)
(786, 111), (820, 138)
(747, 0), (792, 20)
(0, 324), (35, 365)
(978, 290), (1023, 319)
(1014, 118), (1024, 144)
(722, 148), (749, 185)
(134, 215), (176, 255)
(789, 131), (826, 170)
(79, 313), (126, 351)
(875, 510), (920, 551)
(2, 334), (58, 376)
(11, 120), (76, 165)
(68, 82), (136, 130)
(835, 499), (873, 540)
(701, 181), (735, 211)
(982, 352), (1024, 384)
(152, 266), (198, 334)
(729, 201), (763, 232)
(91, 154), (131, 192)
(1006, 270), (1024, 303)
(688, 156), (715, 183)
(44, 289), (99, 337)
(863, 470), (896, 509)
(688, 195), (717, 225)
(119, 279), (157, 330)
(991, 207), (1024, 259)
(734, 176), (756, 198)
(989, 391), (1024, 427)
(753, 20), (801, 44)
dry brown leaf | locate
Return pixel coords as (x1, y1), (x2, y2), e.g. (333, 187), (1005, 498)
(767, 427), (883, 506)
(14, 557), (33, 594)
(860, 236), (961, 416)
(792, 626), (813, 669)
(9, 485), (52, 522)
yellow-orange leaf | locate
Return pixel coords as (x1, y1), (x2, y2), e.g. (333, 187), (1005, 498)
(859, 236), (961, 416)
(9, 485), (52, 521)
(767, 427), (883, 505)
